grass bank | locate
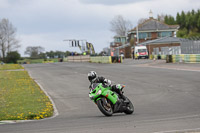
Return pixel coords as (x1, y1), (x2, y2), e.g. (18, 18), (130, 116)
(0, 64), (24, 70)
(17, 58), (59, 64)
(0, 65), (54, 121)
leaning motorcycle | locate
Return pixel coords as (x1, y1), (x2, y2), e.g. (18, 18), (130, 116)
(89, 83), (134, 116)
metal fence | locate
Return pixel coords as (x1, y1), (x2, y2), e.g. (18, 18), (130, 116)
(180, 38), (200, 54)
(152, 37), (200, 55)
(153, 46), (181, 55)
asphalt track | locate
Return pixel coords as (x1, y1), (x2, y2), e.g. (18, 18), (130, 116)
(1, 60), (200, 133)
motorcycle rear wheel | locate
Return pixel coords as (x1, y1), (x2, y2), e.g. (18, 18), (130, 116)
(97, 98), (113, 116)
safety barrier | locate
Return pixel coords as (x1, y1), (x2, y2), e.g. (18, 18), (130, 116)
(166, 54), (200, 63)
(161, 55), (167, 60)
(90, 56), (112, 64)
(67, 55), (90, 62)
(42, 61), (54, 63)
(149, 55), (167, 60)
(111, 56), (123, 63)
(149, 55), (153, 60)
(66, 56), (122, 63)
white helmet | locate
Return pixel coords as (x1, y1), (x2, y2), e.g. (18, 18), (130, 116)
(88, 71), (97, 82)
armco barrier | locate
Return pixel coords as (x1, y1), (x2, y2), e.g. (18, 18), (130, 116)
(167, 54), (200, 63)
(90, 56), (112, 63)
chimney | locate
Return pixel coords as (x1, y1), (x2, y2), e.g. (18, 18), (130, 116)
(149, 10), (153, 19)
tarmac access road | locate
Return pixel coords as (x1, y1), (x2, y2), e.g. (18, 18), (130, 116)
(1, 60), (200, 133)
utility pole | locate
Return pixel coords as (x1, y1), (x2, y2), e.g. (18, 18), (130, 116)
(136, 26), (139, 44)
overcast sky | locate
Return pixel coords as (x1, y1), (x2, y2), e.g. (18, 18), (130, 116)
(0, 0), (199, 56)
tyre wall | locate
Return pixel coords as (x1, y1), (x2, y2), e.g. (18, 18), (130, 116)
(166, 54), (200, 63)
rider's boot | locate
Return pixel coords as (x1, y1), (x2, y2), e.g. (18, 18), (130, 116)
(114, 99), (122, 112)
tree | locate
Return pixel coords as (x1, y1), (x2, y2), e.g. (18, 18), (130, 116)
(39, 52), (46, 59)
(54, 51), (65, 58)
(197, 16), (200, 30)
(65, 51), (71, 57)
(176, 28), (188, 38)
(168, 16), (176, 25)
(164, 15), (169, 24)
(165, 9), (200, 38)
(157, 14), (165, 22)
(137, 18), (148, 25)
(110, 15), (133, 36)
(180, 11), (186, 28)
(176, 12), (181, 25)
(0, 18), (20, 61)
(46, 51), (55, 58)
(24, 46), (45, 58)
(6, 51), (21, 63)
(164, 15), (176, 25)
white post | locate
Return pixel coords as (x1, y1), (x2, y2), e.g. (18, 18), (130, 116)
(136, 26), (139, 44)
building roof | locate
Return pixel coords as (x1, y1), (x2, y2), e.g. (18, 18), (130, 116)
(129, 18), (179, 33)
(136, 36), (181, 46)
(113, 36), (126, 38)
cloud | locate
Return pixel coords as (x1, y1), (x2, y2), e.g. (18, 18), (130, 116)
(1, 0), (200, 56)
(19, 30), (113, 56)
(79, 0), (150, 5)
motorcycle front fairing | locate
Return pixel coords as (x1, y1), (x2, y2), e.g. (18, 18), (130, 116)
(89, 83), (118, 104)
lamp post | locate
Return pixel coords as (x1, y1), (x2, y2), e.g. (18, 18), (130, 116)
(136, 26), (139, 44)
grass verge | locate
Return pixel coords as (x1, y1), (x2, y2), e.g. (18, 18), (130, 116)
(17, 58), (59, 64)
(0, 67), (53, 121)
(0, 64), (24, 70)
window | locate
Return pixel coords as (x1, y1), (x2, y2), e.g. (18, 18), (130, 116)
(114, 37), (121, 42)
(139, 33), (151, 39)
(139, 33), (146, 39)
(158, 31), (172, 38)
(114, 37), (126, 43)
(138, 49), (147, 52)
(158, 32), (162, 38)
(147, 33), (152, 38)
(131, 34), (135, 39)
(121, 37), (126, 43)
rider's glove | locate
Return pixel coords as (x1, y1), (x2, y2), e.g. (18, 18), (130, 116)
(104, 79), (111, 86)
(116, 84), (123, 90)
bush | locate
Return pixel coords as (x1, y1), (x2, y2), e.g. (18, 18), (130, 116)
(6, 51), (21, 64)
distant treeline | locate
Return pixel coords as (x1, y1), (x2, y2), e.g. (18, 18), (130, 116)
(164, 9), (200, 38)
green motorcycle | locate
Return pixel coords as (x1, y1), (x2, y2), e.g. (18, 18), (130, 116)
(89, 83), (134, 116)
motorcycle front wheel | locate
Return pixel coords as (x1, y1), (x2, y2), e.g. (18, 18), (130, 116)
(96, 98), (113, 116)
(124, 97), (134, 114)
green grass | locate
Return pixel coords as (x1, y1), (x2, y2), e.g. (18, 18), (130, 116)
(0, 70), (54, 121)
(18, 58), (59, 64)
(0, 64), (24, 70)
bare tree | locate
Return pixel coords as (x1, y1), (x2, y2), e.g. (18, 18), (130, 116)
(0, 18), (20, 61)
(24, 46), (45, 58)
(157, 13), (166, 22)
(110, 15), (133, 36)
(137, 18), (148, 25)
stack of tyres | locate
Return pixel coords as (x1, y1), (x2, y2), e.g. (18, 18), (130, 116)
(166, 55), (172, 63)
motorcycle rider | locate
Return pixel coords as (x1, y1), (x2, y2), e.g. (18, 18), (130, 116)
(88, 71), (127, 102)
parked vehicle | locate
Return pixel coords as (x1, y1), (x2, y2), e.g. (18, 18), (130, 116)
(134, 46), (148, 59)
(89, 83), (134, 116)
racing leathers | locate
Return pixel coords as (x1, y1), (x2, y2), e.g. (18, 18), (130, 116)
(89, 76), (126, 101)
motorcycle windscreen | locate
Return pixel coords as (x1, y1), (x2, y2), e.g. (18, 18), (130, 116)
(91, 83), (100, 91)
